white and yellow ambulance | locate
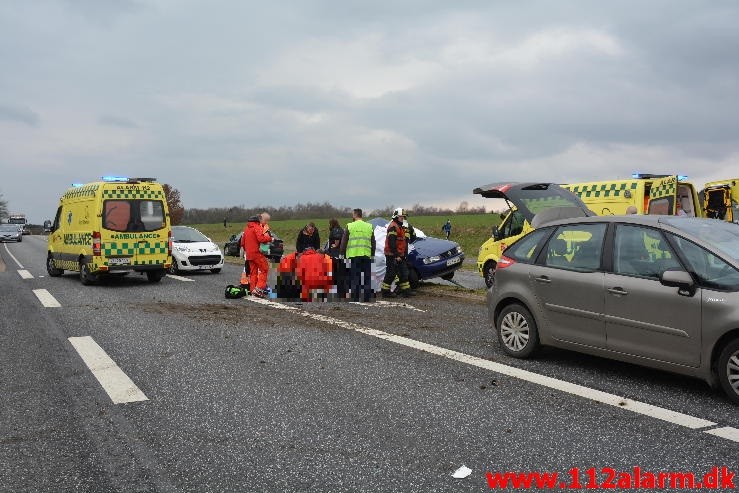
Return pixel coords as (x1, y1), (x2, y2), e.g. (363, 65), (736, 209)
(701, 178), (738, 223)
(563, 174), (702, 217)
(46, 177), (172, 284)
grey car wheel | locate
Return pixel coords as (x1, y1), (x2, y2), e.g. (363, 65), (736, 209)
(717, 338), (739, 405)
(497, 303), (539, 358)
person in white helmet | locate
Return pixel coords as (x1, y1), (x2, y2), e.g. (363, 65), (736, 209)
(381, 208), (413, 298)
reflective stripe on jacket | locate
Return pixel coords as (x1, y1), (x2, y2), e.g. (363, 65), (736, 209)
(384, 220), (407, 256)
(346, 220), (374, 258)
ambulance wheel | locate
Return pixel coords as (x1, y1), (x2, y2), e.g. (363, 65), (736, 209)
(211, 268), (222, 274)
(79, 262), (97, 285)
(408, 268), (420, 290)
(483, 261), (497, 288)
(146, 270), (165, 283)
(47, 255), (63, 277)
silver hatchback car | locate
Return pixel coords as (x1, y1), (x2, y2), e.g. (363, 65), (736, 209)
(487, 215), (739, 404)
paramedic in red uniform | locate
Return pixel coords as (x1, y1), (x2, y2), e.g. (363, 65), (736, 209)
(242, 213), (273, 298)
(296, 247), (333, 301)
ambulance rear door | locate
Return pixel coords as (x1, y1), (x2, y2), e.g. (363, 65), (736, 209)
(647, 175), (678, 215)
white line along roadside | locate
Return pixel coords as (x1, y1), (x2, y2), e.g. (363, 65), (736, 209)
(166, 274), (195, 282)
(18, 269), (33, 279)
(245, 297), (739, 444)
(68, 336), (148, 405)
(33, 289), (61, 308)
(3, 243), (24, 269)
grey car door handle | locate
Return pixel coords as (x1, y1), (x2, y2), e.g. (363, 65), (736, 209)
(608, 287), (628, 295)
(534, 276), (551, 284)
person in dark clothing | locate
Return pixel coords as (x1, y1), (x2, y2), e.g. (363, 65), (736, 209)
(442, 219), (451, 239)
(296, 222), (320, 253)
(381, 208), (412, 298)
(326, 218), (346, 298)
(340, 209), (376, 302)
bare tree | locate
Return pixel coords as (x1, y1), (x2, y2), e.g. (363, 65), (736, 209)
(162, 184), (185, 225)
(0, 191), (7, 221)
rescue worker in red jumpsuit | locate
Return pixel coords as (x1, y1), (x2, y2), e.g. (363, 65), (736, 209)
(381, 208), (412, 298)
(242, 213), (273, 297)
(296, 247), (333, 301)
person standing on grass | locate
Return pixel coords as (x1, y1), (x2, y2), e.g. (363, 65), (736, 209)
(442, 219), (452, 239)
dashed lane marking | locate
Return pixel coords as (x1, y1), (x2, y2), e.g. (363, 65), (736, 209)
(244, 297), (739, 443)
(704, 426), (739, 442)
(33, 289), (61, 308)
(68, 336), (149, 404)
(3, 243), (24, 269)
(18, 269), (33, 279)
(166, 274), (194, 282)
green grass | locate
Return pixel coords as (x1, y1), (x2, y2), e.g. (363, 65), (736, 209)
(190, 213), (502, 268)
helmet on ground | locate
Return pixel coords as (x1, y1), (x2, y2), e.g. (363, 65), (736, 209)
(392, 207), (407, 219)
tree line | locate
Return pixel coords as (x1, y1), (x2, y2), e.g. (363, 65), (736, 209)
(179, 201), (486, 225)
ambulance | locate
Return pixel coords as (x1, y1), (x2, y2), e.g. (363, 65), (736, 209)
(47, 177), (172, 284)
(700, 178), (739, 223)
(563, 174), (702, 217)
(474, 182), (593, 287)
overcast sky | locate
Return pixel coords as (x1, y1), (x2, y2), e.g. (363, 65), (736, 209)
(2, 0), (738, 223)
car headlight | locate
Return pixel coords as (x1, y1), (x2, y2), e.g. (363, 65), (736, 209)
(422, 255), (441, 264)
(455, 246), (463, 254)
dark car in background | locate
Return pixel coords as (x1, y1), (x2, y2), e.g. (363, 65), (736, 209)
(487, 214), (739, 404)
(224, 231), (284, 263)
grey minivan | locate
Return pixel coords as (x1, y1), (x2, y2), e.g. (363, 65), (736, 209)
(487, 215), (739, 404)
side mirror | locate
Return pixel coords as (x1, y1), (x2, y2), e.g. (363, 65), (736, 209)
(660, 269), (695, 296)
(492, 226), (500, 241)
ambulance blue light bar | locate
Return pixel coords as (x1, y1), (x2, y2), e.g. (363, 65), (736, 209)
(678, 175), (688, 181)
(101, 176), (130, 182)
(71, 183), (84, 187)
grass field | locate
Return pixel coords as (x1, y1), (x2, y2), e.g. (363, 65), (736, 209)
(189, 213), (502, 271)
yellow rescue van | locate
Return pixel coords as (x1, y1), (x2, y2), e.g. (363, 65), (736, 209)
(563, 174), (702, 217)
(47, 177), (172, 284)
(474, 182), (593, 287)
(701, 178), (739, 223)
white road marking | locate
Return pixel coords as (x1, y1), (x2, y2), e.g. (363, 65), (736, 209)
(33, 289), (61, 308)
(166, 274), (194, 282)
(68, 336), (148, 404)
(3, 243), (24, 268)
(245, 298), (735, 440)
(18, 269), (33, 279)
(350, 300), (426, 312)
(704, 426), (739, 443)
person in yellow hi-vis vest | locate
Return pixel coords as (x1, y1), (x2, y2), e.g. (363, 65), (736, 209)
(339, 208), (376, 302)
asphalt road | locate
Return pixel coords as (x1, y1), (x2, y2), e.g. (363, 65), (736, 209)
(1, 236), (737, 492)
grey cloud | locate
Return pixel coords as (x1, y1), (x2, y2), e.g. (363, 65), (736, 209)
(98, 115), (138, 128)
(0, 104), (40, 126)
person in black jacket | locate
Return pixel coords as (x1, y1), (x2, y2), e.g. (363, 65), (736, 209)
(296, 222), (320, 253)
(326, 218), (346, 298)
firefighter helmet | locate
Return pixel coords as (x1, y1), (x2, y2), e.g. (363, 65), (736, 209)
(392, 207), (407, 219)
